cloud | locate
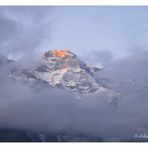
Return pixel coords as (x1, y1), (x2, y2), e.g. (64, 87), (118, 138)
(0, 62), (122, 140)
(0, 7), (148, 142)
(0, 67), (144, 142)
(1, 45), (148, 141)
(0, 7), (52, 60)
(92, 46), (148, 140)
(92, 49), (115, 67)
(104, 46), (148, 82)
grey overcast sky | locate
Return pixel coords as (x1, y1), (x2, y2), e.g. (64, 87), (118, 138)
(1, 6), (148, 63)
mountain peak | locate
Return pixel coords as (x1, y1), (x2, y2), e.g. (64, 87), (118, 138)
(10, 49), (109, 96)
(41, 49), (101, 73)
(41, 49), (80, 70)
(44, 49), (68, 59)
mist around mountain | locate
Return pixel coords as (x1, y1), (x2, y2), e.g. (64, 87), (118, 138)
(0, 47), (148, 142)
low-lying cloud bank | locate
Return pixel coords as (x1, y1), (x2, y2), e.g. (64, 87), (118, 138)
(0, 47), (148, 141)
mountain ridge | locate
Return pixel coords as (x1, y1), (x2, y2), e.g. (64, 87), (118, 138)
(0, 49), (120, 103)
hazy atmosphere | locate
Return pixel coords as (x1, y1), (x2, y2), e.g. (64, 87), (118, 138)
(0, 6), (148, 142)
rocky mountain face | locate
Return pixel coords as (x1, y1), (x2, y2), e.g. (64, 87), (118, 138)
(0, 49), (121, 110)
(10, 49), (119, 98)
